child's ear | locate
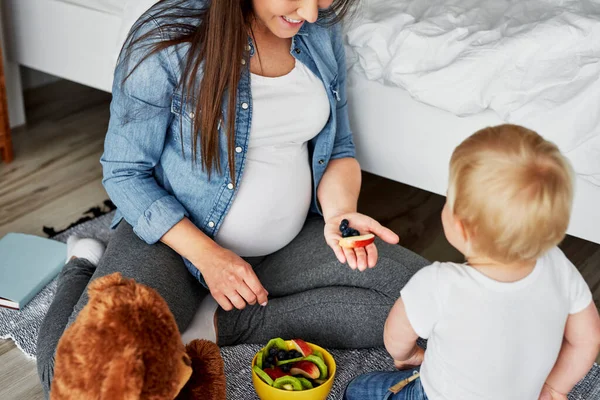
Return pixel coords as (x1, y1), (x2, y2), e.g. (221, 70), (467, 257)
(454, 217), (469, 244)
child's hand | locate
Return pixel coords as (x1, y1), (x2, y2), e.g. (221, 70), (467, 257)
(394, 346), (424, 370)
(538, 383), (567, 400)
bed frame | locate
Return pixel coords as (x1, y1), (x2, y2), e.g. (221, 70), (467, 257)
(0, 43), (13, 163)
(3, 0), (599, 244)
(3, 0), (119, 94)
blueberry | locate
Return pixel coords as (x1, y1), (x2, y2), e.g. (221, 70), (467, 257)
(339, 219), (349, 232)
(281, 364), (291, 373)
(263, 361), (272, 369)
(278, 350), (288, 360)
(269, 348), (279, 357)
(349, 228), (361, 237)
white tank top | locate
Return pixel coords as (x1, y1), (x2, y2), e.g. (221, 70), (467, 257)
(215, 61), (330, 256)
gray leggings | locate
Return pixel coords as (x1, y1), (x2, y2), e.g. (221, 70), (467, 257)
(36, 215), (429, 397)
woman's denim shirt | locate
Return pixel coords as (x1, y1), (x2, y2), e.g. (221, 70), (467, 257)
(101, 5), (356, 250)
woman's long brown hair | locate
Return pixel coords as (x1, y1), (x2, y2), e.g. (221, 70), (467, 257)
(123, 0), (356, 182)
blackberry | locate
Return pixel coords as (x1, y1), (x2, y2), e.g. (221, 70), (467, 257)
(292, 350), (303, 359)
(278, 350), (288, 361)
(268, 347), (279, 357)
(263, 361), (272, 369)
(266, 355), (275, 364)
(281, 364), (292, 373)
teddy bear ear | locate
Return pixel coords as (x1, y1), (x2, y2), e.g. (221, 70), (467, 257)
(100, 346), (145, 400)
(88, 273), (128, 298)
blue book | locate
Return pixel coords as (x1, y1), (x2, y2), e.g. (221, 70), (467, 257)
(0, 233), (66, 310)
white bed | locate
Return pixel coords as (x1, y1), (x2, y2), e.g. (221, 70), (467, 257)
(3, 0), (123, 92)
(3, 0), (599, 244)
(346, 70), (600, 245)
(344, 0), (600, 245)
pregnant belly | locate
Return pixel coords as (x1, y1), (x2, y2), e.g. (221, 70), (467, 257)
(215, 148), (312, 257)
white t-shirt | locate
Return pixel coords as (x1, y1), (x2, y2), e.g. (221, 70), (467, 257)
(215, 61), (330, 256)
(401, 247), (592, 400)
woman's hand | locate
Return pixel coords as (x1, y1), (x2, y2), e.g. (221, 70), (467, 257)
(324, 212), (399, 271)
(394, 346), (424, 370)
(193, 246), (269, 311)
(538, 384), (568, 400)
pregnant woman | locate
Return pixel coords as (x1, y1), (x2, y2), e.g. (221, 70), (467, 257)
(37, 0), (428, 395)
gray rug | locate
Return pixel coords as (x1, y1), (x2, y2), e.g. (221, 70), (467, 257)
(1, 211), (598, 399)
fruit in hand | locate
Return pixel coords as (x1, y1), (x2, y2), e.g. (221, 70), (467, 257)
(273, 376), (303, 391)
(290, 361), (321, 379)
(339, 233), (375, 249)
(290, 339), (313, 357)
(339, 219), (349, 231)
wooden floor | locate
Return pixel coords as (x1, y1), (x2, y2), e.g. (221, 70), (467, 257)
(1, 80), (599, 399)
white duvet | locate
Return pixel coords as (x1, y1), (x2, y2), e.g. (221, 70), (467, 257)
(58, 0), (125, 14)
(345, 0), (600, 185)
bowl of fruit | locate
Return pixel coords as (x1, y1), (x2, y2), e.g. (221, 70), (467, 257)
(251, 338), (336, 400)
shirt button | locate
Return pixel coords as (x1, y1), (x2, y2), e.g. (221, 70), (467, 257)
(246, 44), (251, 51)
(189, 112), (195, 119)
(295, 48), (301, 54)
(241, 102), (249, 110)
(241, 59), (246, 65)
(208, 221), (215, 228)
(235, 146), (243, 153)
(318, 159), (325, 165)
(227, 183), (234, 190)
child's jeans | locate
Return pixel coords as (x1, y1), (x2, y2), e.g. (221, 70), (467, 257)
(344, 369), (428, 400)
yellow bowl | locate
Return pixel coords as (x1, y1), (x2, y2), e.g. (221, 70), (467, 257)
(251, 342), (336, 400)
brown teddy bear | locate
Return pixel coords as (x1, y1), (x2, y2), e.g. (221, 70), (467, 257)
(50, 273), (226, 400)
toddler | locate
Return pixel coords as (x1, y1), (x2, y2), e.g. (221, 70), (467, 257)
(345, 124), (600, 399)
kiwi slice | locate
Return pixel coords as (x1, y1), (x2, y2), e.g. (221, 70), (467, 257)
(256, 351), (263, 369)
(253, 365), (274, 386)
(314, 378), (326, 385)
(297, 377), (314, 390)
(313, 350), (324, 361)
(273, 376), (303, 391)
(303, 355), (328, 379)
(276, 357), (303, 366)
(263, 338), (288, 359)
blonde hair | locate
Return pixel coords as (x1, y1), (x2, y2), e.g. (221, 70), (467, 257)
(447, 124), (574, 263)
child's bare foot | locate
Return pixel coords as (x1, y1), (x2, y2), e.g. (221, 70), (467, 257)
(394, 346), (424, 370)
